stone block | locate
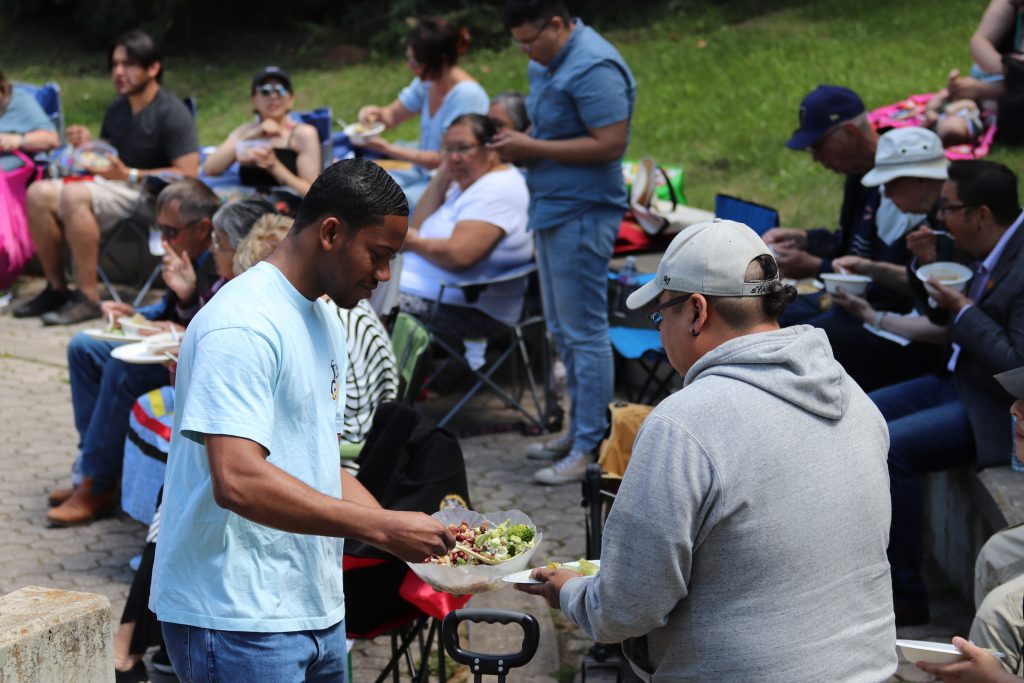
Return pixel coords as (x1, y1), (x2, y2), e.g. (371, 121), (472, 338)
(0, 586), (113, 683)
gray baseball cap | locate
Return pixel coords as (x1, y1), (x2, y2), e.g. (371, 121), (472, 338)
(996, 366), (1024, 399)
(626, 218), (778, 310)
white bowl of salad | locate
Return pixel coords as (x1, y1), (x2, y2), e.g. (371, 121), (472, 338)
(408, 508), (542, 595)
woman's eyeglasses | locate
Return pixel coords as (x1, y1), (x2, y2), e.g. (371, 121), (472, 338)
(649, 293), (693, 331)
(255, 83), (290, 98)
(441, 143), (481, 156)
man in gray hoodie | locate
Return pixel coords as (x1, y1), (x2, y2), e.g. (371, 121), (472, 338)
(519, 218), (897, 681)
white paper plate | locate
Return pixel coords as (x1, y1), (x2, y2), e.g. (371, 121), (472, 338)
(896, 639), (1004, 665)
(111, 334), (180, 365)
(83, 328), (145, 344)
(503, 560), (601, 584)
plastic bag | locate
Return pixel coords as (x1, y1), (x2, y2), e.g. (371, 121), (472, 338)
(406, 508), (543, 596)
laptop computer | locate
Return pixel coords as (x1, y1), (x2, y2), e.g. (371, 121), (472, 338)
(714, 194), (780, 236)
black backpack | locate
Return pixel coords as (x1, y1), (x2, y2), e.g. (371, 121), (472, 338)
(343, 402), (471, 634)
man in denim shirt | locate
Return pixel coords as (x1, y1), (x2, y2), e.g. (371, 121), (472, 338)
(493, 0), (636, 484)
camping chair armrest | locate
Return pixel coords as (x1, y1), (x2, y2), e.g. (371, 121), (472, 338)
(436, 263), (538, 306)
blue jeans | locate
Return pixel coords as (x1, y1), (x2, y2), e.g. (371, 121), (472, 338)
(534, 208), (620, 453)
(869, 374), (974, 609)
(67, 334), (169, 493)
(162, 620), (346, 683)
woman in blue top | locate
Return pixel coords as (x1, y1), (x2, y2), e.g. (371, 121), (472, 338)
(357, 17), (489, 208)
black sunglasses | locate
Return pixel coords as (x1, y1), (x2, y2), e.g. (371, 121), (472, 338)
(649, 293), (693, 331)
(157, 219), (200, 240)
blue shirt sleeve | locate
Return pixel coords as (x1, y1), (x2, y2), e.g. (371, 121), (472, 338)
(398, 78), (427, 116)
(573, 62), (632, 130)
(179, 327), (278, 451)
(0, 90), (55, 134)
(438, 82), (490, 133)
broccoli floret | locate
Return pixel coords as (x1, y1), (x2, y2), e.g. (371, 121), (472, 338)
(508, 524), (535, 543)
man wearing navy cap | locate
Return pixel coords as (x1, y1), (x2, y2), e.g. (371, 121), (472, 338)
(765, 85), (919, 326)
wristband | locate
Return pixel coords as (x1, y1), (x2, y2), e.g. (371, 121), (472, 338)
(18, 133), (26, 149)
(873, 310), (887, 329)
(128, 168), (139, 185)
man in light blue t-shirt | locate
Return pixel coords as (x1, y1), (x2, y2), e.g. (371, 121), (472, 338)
(492, 0), (636, 485)
(151, 160), (455, 682)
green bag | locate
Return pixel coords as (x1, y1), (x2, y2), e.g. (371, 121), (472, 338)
(622, 158), (687, 206)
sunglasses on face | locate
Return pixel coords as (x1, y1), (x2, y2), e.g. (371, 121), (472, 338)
(649, 293), (693, 331)
(255, 83), (290, 98)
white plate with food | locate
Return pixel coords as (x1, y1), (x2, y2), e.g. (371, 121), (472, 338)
(503, 559), (601, 584)
(344, 122), (385, 145)
(111, 332), (180, 365)
(83, 328), (146, 344)
(896, 639), (1005, 665)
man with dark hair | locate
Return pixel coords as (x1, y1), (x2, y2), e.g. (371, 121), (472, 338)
(835, 159), (1024, 625)
(151, 160), (453, 682)
(493, 0), (636, 485)
(46, 178), (221, 526)
(15, 29), (199, 325)
(518, 219), (897, 681)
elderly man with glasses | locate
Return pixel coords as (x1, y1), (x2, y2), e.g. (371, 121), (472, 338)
(764, 85), (922, 327)
(518, 219), (897, 681)
(46, 178), (220, 527)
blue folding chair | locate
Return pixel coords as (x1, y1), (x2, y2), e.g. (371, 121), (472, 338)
(292, 107), (333, 170)
(14, 81), (65, 174)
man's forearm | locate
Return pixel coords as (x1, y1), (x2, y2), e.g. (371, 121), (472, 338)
(528, 136), (624, 166)
(341, 468), (382, 509)
(211, 444), (390, 545)
(863, 261), (912, 296)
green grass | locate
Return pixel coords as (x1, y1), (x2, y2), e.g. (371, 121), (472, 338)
(5, 0), (1023, 226)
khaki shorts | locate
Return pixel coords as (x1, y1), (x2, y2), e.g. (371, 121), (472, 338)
(52, 177), (147, 233)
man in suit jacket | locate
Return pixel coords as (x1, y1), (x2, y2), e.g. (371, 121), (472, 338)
(860, 160), (1024, 627)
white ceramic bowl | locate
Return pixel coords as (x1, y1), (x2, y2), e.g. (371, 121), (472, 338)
(118, 316), (162, 337)
(820, 273), (872, 297)
(344, 122), (385, 146)
(235, 138), (272, 163)
(917, 261), (973, 297)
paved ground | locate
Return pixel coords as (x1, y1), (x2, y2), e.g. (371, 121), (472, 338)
(0, 277), (975, 682)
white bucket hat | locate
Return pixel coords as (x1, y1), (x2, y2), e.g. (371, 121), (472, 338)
(626, 218), (778, 310)
(862, 127), (949, 187)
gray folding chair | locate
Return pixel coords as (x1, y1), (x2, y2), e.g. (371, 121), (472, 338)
(420, 263), (556, 432)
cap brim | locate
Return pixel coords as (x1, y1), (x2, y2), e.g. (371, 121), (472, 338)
(626, 279), (663, 310)
(863, 159), (949, 187)
(996, 366), (1024, 399)
(785, 128), (826, 151)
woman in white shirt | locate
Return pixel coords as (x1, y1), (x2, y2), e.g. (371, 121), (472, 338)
(398, 113), (532, 345)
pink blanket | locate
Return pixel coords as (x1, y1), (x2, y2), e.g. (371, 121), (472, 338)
(868, 93), (997, 160)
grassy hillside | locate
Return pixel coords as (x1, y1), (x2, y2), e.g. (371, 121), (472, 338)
(4, 0), (1021, 226)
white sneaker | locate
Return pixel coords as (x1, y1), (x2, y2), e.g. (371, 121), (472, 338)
(526, 431), (574, 461)
(534, 449), (593, 485)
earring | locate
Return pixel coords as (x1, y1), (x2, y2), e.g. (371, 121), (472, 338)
(690, 328), (699, 337)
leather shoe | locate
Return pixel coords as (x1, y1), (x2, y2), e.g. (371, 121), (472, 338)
(46, 477), (117, 527)
(41, 291), (102, 326)
(47, 485), (75, 507)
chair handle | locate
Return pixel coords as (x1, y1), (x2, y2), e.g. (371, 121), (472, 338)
(441, 608), (540, 675)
